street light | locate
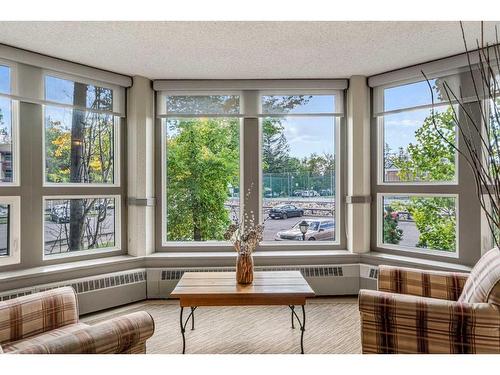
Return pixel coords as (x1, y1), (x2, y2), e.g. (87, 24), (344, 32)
(299, 220), (309, 241)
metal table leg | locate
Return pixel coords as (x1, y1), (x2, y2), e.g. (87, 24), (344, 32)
(179, 306), (197, 354)
(288, 304), (306, 354)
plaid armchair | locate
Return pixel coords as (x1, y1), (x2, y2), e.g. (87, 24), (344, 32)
(359, 248), (500, 354)
(0, 287), (155, 354)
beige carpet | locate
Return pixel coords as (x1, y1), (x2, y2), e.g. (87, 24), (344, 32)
(82, 297), (361, 354)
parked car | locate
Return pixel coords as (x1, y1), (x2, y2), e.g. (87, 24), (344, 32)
(268, 204), (304, 220)
(301, 190), (320, 198)
(319, 189), (332, 196)
(275, 218), (335, 241)
(293, 190), (304, 197)
(50, 206), (70, 224)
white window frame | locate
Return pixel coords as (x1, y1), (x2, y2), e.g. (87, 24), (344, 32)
(376, 93), (460, 186)
(258, 91), (342, 246)
(160, 93), (244, 248)
(41, 72), (121, 187)
(41, 105), (121, 188)
(376, 192), (459, 258)
(42, 194), (121, 260)
(0, 59), (20, 187)
(0, 196), (21, 266)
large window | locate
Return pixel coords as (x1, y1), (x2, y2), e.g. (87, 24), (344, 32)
(162, 94), (240, 243)
(261, 94), (338, 243)
(43, 75), (122, 258)
(156, 83), (346, 250)
(373, 77), (460, 257)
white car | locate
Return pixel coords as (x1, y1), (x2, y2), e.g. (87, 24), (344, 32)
(301, 190), (320, 197)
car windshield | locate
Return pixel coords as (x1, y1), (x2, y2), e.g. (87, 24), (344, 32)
(293, 221), (319, 231)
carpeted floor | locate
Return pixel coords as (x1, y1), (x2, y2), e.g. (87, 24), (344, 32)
(81, 297), (361, 354)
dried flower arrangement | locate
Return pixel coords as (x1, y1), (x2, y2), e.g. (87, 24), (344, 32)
(223, 188), (264, 284)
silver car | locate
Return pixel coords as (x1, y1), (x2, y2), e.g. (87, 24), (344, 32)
(274, 219), (335, 241)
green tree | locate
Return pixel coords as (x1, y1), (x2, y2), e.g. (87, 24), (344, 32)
(166, 118), (239, 241)
(394, 107), (457, 251)
(394, 107), (455, 182)
(383, 207), (403, 244)
(406, 197), (456, 251)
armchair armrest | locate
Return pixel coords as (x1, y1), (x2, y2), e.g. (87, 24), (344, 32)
(0, 287), (78, 346)
(359, 289), (500, 354)
(378, 265), (469, 301)
(14, 311), (155, 354)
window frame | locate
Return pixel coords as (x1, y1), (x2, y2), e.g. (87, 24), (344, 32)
(41, 105), (121, 188)
(376, 84), (460, 186)
(371, 74), (483, 265)
(157, 114), (243, 250)
(155, 84), (347, 252)
(0, 59), (20, 187)
(42, 194), (122, 260)
(258, 90), (343, 248)
(0, 196), (21, 266)
(376, 192), (459, 258)
(41, 72), (121, 188)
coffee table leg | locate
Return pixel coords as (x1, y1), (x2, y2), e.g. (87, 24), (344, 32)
(288, 304), (306, 354)
(300, 305), (306, 354)
(191, 307), (195, 330)
(180, 307), (186, 354)
(179, 306), (197, 354)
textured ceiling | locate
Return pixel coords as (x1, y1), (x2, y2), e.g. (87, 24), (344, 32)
(0, 21), (498, 79)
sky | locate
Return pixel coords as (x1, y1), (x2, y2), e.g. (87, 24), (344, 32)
(383, 79), (446, 151)
(0, 66), (12, 143)
(268, 95), (335, 159)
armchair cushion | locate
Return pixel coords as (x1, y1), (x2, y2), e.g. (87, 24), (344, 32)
(459, 248), (500, 306)
(0, 287), (78, 346)
(1, 323), (88, 353)
(359, 289), (500, 353)
(9, 311), (154, 354)
(378, 265), (469, 301)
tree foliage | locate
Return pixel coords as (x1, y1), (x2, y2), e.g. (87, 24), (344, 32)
(383, 207), (403, 244)
(387, 107), (457, 251)
(392, 107), (456, 182)
(166, 118), (239, 241)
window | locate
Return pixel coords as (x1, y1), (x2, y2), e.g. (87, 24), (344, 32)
(380, 79), (457, 184)
(0, 196), (20, 266)
(44, 76), (117, 185)
(43, 74), (122, 258)
(0, 64), (17, 185)
(155, 82), (346, 250)
(43, 196), (119, 257)
(378, 194), (458, 256)
(161, 94), (240, 243)
(373, 77), (462, 257)
(262, 94), (339, 244)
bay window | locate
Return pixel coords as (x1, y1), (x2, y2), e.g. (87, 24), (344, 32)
(42, 74), (123, 258)
(370, 69), (482, 265)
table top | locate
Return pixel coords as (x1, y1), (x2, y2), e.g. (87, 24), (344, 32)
(170, 271), (315, 307)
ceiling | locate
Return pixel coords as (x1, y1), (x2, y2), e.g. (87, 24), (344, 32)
(0, 21), (498, 80)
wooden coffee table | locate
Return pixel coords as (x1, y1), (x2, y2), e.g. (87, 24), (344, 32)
(170, 271), (315, 354)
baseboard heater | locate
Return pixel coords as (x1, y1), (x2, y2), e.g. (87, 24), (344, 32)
(0, 265), (379, 315)
(147, 264), (369, 298)
(0, 269), (147, 315)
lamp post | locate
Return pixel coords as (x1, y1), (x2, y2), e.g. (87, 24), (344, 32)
(299, 220), (309, 241)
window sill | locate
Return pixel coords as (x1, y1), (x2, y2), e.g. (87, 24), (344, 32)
(0, 255), (141, 284)
(360, 252), (472, 272)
